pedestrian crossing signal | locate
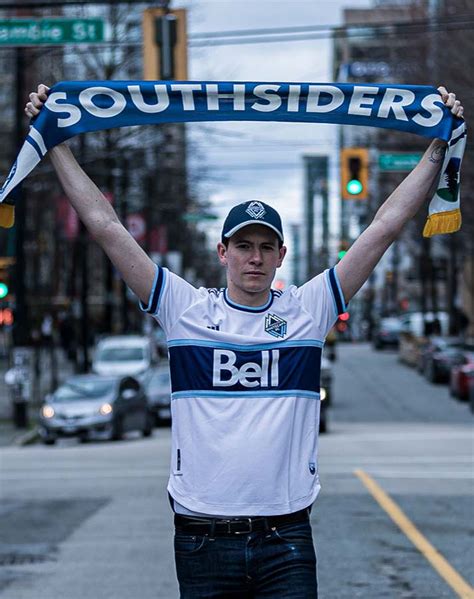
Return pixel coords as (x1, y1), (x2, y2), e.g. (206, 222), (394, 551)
(341, 148), (369, 200)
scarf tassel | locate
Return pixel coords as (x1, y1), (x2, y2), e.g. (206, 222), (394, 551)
(423, 208), (461, 238)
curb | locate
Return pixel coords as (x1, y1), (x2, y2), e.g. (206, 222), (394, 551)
(13, 428), (40, 447)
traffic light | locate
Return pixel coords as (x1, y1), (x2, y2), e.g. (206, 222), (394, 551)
(0, 257), (13, 300)
(0, 307), (13, 327)
(338, 240), (350, 261)
(336, 312), (350, 333)
(143, 8), (188, 80)
(341, 148), (369, 200)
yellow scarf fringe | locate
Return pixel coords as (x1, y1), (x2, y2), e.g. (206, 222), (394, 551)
(423, 208), (461, 237)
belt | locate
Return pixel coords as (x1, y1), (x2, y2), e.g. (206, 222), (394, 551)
(174, 507), (309, 536)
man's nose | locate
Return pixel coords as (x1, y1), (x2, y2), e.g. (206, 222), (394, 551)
(249, 249), (263, 264)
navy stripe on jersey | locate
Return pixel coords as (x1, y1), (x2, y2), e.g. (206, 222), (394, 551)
(223, 289), (274, 313)
(140, 265), (166, 315)
(328, 267), (347, 316)
(169, 343), (322, 396)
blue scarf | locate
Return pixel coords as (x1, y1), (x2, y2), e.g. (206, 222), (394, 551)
(0, 81), (466, 236)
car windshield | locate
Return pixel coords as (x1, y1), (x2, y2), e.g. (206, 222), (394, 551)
(440, 346), (464, 355)
(147, 371), (170, 387)
(54, 379), (116, 402)
(97, 347), (145, 362)
(380, 319), (401, 331)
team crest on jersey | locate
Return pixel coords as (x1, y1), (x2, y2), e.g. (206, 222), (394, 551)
(265, 313), (287, 338)
(246, 201), (266, 219)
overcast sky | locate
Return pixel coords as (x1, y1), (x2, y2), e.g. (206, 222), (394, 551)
(173, 0), (373, 283)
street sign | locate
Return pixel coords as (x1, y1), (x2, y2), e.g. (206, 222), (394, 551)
(182, 212), (218, 222)
(379, 153), (423, 172)
(0, 18), (105, 45)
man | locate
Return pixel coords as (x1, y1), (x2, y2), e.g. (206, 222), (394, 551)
(26, 84), (463, 598)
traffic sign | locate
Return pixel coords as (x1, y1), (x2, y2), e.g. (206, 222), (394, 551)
(379, 153), (422, 172)
(0, 18), (105, 45)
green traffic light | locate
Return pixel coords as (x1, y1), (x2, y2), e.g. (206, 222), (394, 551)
(0, 282), (8, 299)
(346, 179), (363, 195)
(338, 250), (347, 260)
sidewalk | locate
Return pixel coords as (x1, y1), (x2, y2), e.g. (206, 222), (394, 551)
(0, 347), (75, 447)
(0, 418), (39, 447)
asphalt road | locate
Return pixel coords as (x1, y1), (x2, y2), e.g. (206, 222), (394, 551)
(0, 343), (472, 599)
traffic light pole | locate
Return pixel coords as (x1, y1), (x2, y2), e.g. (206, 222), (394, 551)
(12, 47), (28, 346)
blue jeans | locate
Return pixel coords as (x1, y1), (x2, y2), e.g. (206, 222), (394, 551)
(174, 519), (318, 598)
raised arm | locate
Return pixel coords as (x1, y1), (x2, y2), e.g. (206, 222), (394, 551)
(337, 87), (464, 304)
(25, 84), (156, 306)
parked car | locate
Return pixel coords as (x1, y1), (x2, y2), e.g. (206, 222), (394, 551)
(92, 335), (157, 379)
(319, 356), (333, 433)
(398, 312), (449, 367)
(144, 365), (172, 425)
(421, 337), (466, 383)
(373, 317), (402, 350)
(153, 326), (168, 358)
(39, 374), (154, 444)
(450, 351), (474, 401)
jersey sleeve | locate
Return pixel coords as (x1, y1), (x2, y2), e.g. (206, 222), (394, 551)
(295, 265), (348, 338)
(139, 265), (201, 335)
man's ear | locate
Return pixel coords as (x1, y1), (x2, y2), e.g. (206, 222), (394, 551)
(277, 245), (287, 268)
(217, 242), (227, 266)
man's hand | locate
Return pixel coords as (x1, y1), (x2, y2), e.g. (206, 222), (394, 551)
(335, 85), (465, 305)
(437, 86), (464, 118)
(26, 82), (156, 307)
(25, 83), (49, 119)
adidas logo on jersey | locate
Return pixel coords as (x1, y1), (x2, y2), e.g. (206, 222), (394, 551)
(213, 349), (279, 388)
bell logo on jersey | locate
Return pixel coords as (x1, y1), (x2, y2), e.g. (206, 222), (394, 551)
(213, 349), (279, 388)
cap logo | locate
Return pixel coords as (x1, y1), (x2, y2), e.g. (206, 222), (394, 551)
(245, 201), (266, 219)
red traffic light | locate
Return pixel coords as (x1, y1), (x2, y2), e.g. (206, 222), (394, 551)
(339, 312), (350, 322)
(0, 307), (13, 326)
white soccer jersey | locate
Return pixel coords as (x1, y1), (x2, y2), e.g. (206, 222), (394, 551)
(141, 265), (347, 517)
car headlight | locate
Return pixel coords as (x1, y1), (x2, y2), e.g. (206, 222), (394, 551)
(42, 405), (55, 419)
(320, 388), (327, 401)
(99, 403), (113, 416)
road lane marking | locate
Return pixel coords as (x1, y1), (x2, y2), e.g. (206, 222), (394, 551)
(351, 471), (474, 479)
(355, 469), (474, 599)
(321, 456), (474, 464)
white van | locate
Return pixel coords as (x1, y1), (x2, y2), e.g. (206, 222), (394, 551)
(400, 311), (449, 337)
(92, 335), (157, 378)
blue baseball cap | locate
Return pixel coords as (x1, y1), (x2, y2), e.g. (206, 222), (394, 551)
(221, 200), (284, 243)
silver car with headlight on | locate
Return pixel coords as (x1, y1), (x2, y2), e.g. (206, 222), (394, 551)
(39, 374), (154, 445)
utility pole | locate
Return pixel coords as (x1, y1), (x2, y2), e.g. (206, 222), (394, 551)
(119, 156), (130, 333)
(79, 136), (90, 372)
(303, 156), (329, 280)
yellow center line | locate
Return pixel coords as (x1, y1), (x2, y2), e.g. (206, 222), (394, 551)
(354, 469), (474, 599)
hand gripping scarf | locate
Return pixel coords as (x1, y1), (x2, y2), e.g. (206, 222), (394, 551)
(0, 81), (466, 237)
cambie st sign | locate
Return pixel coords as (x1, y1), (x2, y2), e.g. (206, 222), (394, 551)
(0, 19), (105, 45)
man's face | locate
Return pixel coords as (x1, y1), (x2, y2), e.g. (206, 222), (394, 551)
(217, 225), (287, 295)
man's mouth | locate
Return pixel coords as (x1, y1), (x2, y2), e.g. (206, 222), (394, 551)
(245, 271), (265, 276)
